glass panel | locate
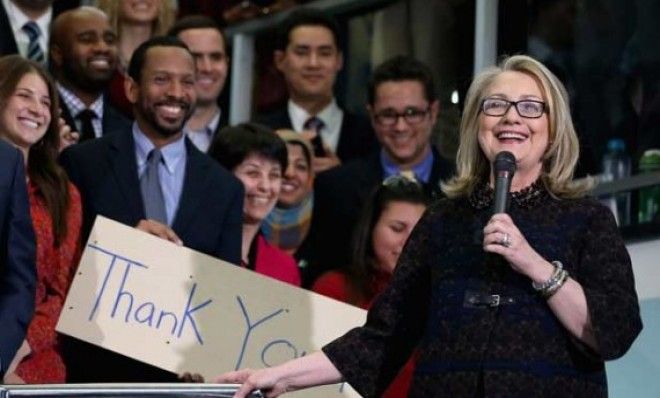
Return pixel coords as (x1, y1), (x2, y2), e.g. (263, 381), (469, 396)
(499, 0), (660, 230)
(499, 0), (660, 178)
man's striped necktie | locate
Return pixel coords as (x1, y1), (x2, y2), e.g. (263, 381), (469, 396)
(22, 21), (45, 63)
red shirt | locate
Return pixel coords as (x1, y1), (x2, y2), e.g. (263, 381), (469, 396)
(245, 234), (301, 287)
(16, 182), (82, 383)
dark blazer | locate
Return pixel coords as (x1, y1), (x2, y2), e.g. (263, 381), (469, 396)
(213, 110), (229, 135)
(0, 2), (19, 57)
(302, 147), (455, 287)
(59, 128), (244, 382)
(257, 105), (378, 162)
(59, 94), (132, 139)
(60, 126), (243, 266)
(201, 110), (229, 153)
(0, 141), (36, 377)
(0, 1), (79, 57)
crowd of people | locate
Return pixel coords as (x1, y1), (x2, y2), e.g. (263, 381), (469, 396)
(0, 0), (642, 396)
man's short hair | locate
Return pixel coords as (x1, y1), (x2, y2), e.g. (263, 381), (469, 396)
(127, 36), (191, 83)
(167, 14), (227, 48)
(276, 8), (342, 52)
(367, 56), (436, 105)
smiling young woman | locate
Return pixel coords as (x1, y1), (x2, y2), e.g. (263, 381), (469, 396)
(0, 55), (82, 384)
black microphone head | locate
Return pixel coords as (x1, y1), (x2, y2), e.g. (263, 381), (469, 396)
(494, 151), (517, 176)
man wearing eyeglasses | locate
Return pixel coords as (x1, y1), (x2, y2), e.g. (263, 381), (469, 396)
(302, 56), (455, 287)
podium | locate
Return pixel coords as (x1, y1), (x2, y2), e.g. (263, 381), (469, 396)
(0, 384), (263, 398)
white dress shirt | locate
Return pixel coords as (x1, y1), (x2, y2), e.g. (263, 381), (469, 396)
(184, 109), (221, 153)
(288, 99), (344, 153)
(2, 0), (52, 58)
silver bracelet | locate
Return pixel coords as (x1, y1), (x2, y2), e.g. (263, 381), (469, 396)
(541, 268), (569, 298)
(532, 261), (563, 291)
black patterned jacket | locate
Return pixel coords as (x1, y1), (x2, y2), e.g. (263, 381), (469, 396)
(323, 182), (642, 397)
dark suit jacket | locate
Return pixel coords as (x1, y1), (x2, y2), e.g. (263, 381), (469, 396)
(59, 127), (244, 382)
(0, 1), (79, 57)
(302, 147), (455, 287)
(213, 110), (229, 135)
(199, 110), (229, 153)
(0, 141), (36, 376)
(59, 94), (132, 139)
(257, 105), (378, 162)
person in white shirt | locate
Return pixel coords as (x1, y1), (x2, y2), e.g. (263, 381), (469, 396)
(0, 0), (54, 62)
(257, 8), (378, 173)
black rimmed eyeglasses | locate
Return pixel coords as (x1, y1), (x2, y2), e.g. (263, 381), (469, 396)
(373, 106), (431, 126)
(480, 98), (547, 119)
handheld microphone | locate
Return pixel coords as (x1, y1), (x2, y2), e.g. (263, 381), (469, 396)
(492, 151), (517, 214)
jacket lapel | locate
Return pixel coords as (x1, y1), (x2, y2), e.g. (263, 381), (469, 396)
(172, 139), (207, 234)
(427, 146), (456, 197)
(356, 152), (384, 203)
(207, 110), (228, 152)
(0, 4), (18, 56)
(103, 100), (131, 136)
(335, 115), (349, 160)
(59, 94), (77, 131)
(109, 130), (145, 220)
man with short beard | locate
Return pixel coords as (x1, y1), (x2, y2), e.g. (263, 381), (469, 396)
(0, 0), (78, 62)
(50, 6), (130, 142)
(59, 36), (243, 382)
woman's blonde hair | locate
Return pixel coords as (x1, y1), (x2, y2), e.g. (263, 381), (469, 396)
(442, 54), (592, 199)
(94, 0), (176, 38)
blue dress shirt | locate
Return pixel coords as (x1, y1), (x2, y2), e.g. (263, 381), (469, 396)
(132, 123), (187, 226)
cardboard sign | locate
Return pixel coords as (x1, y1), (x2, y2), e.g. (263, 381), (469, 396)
(57, 216), (366, 397)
